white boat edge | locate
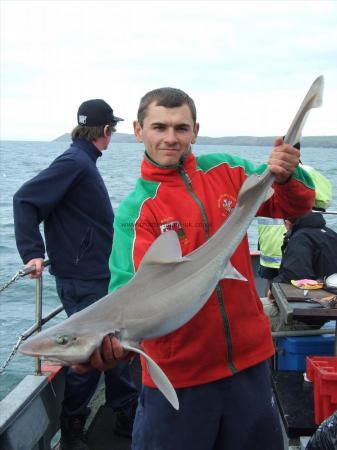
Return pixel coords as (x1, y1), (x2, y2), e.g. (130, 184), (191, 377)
(0, 366), (65, 450)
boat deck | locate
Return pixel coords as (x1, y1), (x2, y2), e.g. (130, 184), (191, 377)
(86, 405), (131, 450)
(83, 356), (142, 450)
(84, 399), (306, 450)
(81, 359), (310, 450)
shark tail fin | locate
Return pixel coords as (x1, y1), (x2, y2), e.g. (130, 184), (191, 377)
(284, 75), (324, 145)
(123, 344), (179, 410)
(309, 75), (324, 108)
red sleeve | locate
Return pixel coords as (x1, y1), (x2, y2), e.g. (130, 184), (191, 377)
(257, 177), (315, 219)
(133, 203), (160, 271)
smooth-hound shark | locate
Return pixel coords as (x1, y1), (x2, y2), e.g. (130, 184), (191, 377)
(19, 76), (324, 409)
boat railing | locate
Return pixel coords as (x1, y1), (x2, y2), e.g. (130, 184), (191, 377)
(315, 210), (337, 215)
(0, 260), (64, 375)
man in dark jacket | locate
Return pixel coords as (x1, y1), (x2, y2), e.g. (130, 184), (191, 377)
(13, 99), (138, 450)
(274, 212), (337, 283)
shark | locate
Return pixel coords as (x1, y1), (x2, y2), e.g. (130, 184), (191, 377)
(19, 76), (324, 410)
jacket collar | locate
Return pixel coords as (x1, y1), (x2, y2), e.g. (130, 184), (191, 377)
(141, 148), (197, 184)
(282, 212), (326, 253)
(71, 138), (102, 161)
(292, 211), (326, 234)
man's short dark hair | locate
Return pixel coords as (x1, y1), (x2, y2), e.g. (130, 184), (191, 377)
(71, 124), (115, 142)
(137, 87), (197, 126)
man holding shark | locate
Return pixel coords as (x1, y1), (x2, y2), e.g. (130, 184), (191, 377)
(85, 87), (316, 449)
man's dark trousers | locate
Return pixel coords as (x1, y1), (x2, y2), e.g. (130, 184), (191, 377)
(56, 277), (138, 417)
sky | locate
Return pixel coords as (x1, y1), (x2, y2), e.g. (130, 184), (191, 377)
(1, 0), (337, 141)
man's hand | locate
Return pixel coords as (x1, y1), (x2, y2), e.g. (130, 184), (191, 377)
(268, 137), (301, 184)
(72, 335), (130, 374)
(267, 289), (276, 304)
(26, 258), (45, 279)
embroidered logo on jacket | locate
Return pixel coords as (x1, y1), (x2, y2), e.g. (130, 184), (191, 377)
(217, 194), (236, 217)
(160, 218), (188, 245)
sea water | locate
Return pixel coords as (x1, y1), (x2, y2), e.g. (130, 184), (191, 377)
(0, 140), (336, 399)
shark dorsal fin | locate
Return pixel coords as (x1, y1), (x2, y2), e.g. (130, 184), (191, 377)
(140, 230), (190, 266)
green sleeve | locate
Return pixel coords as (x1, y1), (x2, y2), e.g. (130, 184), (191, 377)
(108, 209), (136, 293)
(108, 178), (160, 293)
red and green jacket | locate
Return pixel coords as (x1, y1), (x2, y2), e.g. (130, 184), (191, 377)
(109, 150), (315, 388)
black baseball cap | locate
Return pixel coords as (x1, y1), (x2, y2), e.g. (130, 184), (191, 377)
(77, 99), (124, 126)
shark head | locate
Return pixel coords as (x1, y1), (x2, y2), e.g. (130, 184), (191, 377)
(19, 320), (104, 365)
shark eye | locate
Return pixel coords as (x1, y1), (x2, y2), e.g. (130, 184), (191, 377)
(56, 335), (69, 345)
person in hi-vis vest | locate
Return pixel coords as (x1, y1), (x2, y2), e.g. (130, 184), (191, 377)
(259, 164), (332, 331)
(258, 164), (332, 295)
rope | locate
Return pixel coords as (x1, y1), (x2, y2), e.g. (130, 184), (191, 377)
(0, 270), (24, 293)
(0, 335), (24, 374)
(0, 260), (51, 373)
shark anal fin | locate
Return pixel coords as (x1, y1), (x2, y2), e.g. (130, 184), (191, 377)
(123, 343), (179, 410)
(220, 261), (247, 281)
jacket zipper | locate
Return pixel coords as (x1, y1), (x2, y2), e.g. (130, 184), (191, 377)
(179, 165), (209, 239)
(178, 164), (237, 374)
(74, 228), (93, 266)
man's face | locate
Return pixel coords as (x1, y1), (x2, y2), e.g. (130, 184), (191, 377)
(133, 102), (199, 166)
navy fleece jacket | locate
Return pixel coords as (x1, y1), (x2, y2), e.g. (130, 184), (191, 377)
(13, 139), (114, 279)
(274, 212), (337, 283)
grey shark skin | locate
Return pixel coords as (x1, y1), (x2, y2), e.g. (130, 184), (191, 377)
(19, 76), (324, 410)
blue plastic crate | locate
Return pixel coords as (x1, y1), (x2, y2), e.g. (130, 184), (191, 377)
(276, 335), (335, 371)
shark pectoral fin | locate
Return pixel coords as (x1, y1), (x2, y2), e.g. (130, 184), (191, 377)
(220, 261), (247, 282)
(139, 230), (190, 266)
(123, 343), (179, 410)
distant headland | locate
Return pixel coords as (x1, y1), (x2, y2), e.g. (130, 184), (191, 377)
(54, 133), (337, 148)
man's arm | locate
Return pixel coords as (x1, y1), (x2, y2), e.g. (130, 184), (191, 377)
(13, 157), (82, 276)
(257, 138), (315, 219)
